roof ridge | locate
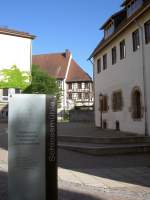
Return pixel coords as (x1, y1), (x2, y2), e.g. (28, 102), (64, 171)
(33, 52), (67, 57)
(0, 27), (35, 39)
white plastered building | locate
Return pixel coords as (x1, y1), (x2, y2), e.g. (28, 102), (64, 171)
(0, 27), (35, 119)
(89, 0), (150, 135)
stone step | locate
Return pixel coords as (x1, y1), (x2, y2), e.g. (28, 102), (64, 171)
(58, 135), (150, 144)
(58, 142), (150, 155)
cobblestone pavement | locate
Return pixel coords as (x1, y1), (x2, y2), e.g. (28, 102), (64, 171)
(1, 123), (150, 200)
(58, 179), (150, 200)
(58, 148), (150, 200)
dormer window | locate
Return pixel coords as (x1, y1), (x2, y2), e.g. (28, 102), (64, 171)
(127, 0), (143, 18)
(104, 21), (114, 39)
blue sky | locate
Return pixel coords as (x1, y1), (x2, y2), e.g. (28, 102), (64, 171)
(1, 0), (122, 77)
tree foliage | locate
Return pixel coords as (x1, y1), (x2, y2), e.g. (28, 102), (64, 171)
(0, 65), (30, 90)
(24, 65), (60, 96)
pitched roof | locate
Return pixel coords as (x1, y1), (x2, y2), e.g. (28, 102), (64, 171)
(100, 9), (126, 30)
(89, 0), (150, 59)
(0, 27), (35, 39)
(33, 51), (92, 82)
(32, 52), (70, 79)
(66, 59), (92, 83)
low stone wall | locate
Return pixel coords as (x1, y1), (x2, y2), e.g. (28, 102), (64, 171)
(69, 110), (94, 122)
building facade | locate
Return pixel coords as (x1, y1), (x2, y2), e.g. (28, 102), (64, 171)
(33, 50), (93, 115)
(0, 27), (35, 120)
(89, 0), (150, 135)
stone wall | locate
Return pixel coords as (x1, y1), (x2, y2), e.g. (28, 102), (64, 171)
(69, 110), (94, 122)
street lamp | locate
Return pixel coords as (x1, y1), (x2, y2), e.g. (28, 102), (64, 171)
(99, 93), (103, 129)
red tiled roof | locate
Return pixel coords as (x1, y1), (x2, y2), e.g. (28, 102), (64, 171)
(66, 59), (92, 83)
(0, 27), (35, 39)
(32, 52), (70, 79)
(33, 51), (92, 82)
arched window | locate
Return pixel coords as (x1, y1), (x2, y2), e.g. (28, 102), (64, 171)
(131, 87), (142, 119)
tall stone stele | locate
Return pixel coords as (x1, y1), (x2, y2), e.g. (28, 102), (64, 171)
(8, 94), (57, 200)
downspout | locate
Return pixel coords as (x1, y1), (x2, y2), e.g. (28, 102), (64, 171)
(135, 20), (148, 136)
(30, 40), (32, 73)
(64, 51), (72, 110)
(88, 58), (96, 126)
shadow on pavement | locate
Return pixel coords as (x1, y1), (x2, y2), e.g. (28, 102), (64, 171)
(0, 170), (8, 200)
(59, 189), (104, 200)
(58, 149), (150, 188)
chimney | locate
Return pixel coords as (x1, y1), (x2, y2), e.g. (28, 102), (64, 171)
(65, 49), (71, 59)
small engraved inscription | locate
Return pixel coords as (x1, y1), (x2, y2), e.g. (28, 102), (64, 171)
(15, 131), (40, 145)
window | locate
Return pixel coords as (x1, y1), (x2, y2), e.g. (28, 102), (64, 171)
(132, 29), (140, 51)
(72, 93), (77, 100)
(2, 89), (9, 101)
(131, 88), (142, 119)
(112, 91), (123, 111)
(78, 93), (82, 100)
(15, 88), (21, 94)
(57, 80), (62, 88)
(85, 83), (89, 89)
(145, 20), (150, 44)
(72, 83), (77, 91)
(112, 47), (117, 65)
(78, 83), (82, 89)
(97, 58), (101, 73)
(104, 22), (114, 38)
(68, 93), (72, 100)
(103, 54), (107, 70)
(100, 95), (108, 112)
(84, 93), (89, 99)
(120, 40), (126, 60)
(3, 89), (8, 96)
(68, 83), (72, 90)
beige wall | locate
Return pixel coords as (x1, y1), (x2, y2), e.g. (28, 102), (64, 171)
(0, 33), (33, 104)
(94, 9), (150, 135)
(0, 34), (32, 72)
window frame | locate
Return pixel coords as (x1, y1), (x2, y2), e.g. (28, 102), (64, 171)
(112, 90), (123, 112)
(132, 29), (140, 52)
(112, 46), (117, 65)
(131, 87), (143, 120)
(85, 82), (89, 89)
(120, 40), (126, 60)
(84, 93), (89, 100)
(78, 93), (82, 100)
(78, 82), (82, 89)
(97, 58), (101, 73)
(68, 93), (72, 100)
(2, 88), (9, 101)
(103, 54), (107, 70)
(68, 83), (72, 90)
(145, 20), (150, 44)
(100, 95), (108, 113)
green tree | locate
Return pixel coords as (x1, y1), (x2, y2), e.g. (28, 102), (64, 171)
(24, 65), (61, 103)
(0, 65), (30, 90)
